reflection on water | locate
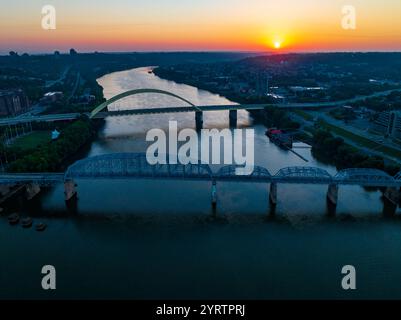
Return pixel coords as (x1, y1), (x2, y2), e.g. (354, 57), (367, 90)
(1, 67), (400, 299)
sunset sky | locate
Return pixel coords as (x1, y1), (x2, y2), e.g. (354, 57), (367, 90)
(1, 0), (401, 54)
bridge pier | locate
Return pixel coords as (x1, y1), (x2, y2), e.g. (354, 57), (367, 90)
(26, 183), (41, 200)
(327, 184), (338, 206)
(326, 184), (338, 216)
(64, 180), (77, 202)
(269, 182), (277, 206)
(383, 187), (399, 217)
(229, 110), (237, 128)
(195, 111), (203, 131)
(211, 180), (217, 211)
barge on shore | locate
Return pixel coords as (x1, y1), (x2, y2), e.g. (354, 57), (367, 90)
(266, 128), (293, 149)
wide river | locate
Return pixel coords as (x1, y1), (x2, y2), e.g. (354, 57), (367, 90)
(1, 67), (401, 299)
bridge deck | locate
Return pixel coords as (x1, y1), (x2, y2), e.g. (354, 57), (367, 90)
(0, 104), (268, 126)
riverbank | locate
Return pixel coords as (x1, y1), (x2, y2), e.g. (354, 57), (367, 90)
(7, 116), (102, 173)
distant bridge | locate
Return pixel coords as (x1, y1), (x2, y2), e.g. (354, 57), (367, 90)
(1, 153), (401, 215)
(2, 87), (401, 127)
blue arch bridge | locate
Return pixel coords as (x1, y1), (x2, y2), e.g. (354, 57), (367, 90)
(1, 153), (401, 216)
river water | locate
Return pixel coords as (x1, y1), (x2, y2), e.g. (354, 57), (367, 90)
(1, 67), (401, 299)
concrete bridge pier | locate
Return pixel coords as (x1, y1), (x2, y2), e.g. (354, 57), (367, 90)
(211, 180), (217, 211)
(383, 187), (399, 217)
(326, 184), (338, 205)
(326, 184), (338, 216)
(229, 110), (237, 128)
(64, 180), (77, 202)
(26, 183), (41, 200)
(195, 111), (203, 131)
(269, 182), (277, 206)
(66, 194), (78, 214)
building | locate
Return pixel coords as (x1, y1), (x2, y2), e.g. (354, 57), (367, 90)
(373, 111), (401, 139)
(0, 89), (30, 117)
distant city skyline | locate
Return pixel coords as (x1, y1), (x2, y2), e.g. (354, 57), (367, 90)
(1, 0), (401, 54)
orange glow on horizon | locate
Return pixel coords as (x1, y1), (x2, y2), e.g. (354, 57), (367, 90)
(1, 1), (401, 53)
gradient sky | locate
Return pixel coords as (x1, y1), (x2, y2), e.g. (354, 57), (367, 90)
(1, 0), (401, 53)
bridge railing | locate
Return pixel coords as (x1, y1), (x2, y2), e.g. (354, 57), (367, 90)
(217, 165), (272, 182)
(333, 168), (396, 186)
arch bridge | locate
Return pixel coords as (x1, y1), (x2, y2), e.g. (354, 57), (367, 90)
(90, 88), (208, 129)
(90, 89), (198, 118)
(0, 89), (261, 128)
(2, 87), (401, 127)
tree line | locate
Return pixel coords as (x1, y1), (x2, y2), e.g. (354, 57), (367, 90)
(311, 130), (400, 176)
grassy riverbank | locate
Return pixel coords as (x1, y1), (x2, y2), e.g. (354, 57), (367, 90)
(11, 131), (52, 152)
(8, 117), (99, 173)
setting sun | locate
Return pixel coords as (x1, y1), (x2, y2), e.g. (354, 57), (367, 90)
(274, 41), (282, 49)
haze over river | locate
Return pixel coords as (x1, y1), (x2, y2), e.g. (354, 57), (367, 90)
(1, 67), (401, 299)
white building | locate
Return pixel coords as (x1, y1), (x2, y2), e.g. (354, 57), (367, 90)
(51, 129), (60, 140)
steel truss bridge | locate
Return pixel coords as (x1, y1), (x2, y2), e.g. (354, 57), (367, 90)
(1, 153), (401, 188)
